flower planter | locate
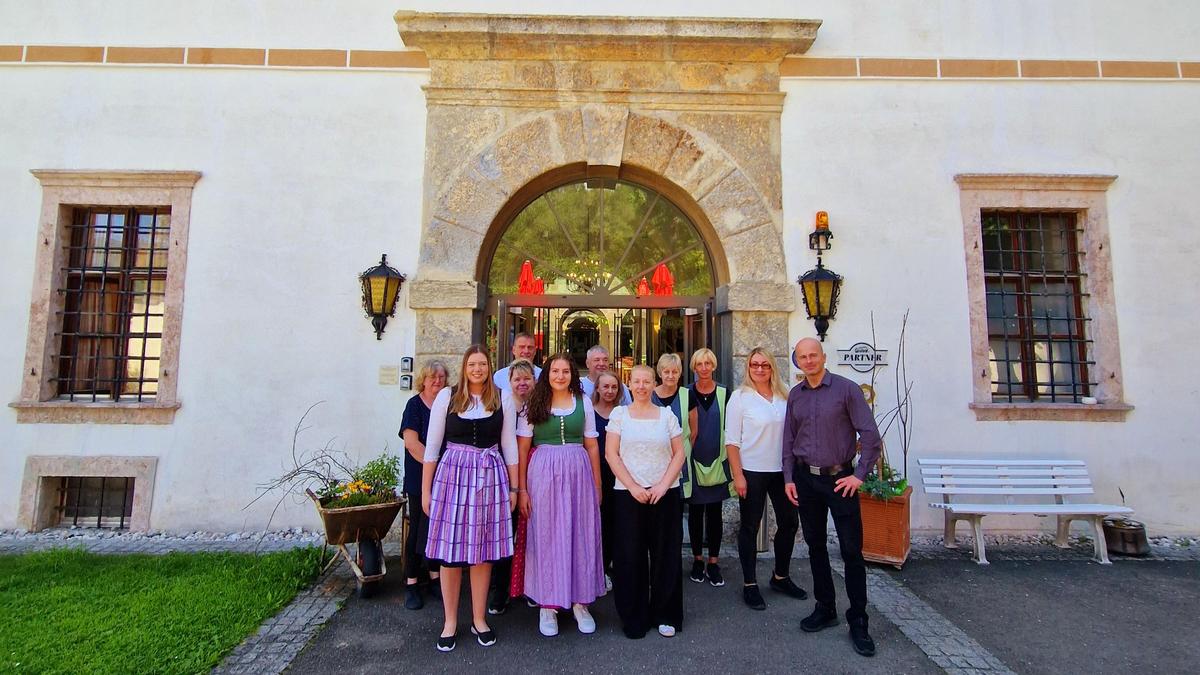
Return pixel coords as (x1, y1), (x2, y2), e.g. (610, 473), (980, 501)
(860, 486), (911, 569)
(306, 490), (405, 598)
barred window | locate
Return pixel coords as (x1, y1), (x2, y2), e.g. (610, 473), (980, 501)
(56, 207), (170, 401)
(981, 211), (1092, 402)
(57, 477), (135, 529)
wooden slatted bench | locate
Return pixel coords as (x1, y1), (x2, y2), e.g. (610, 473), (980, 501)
(918, 458), (1133, 565)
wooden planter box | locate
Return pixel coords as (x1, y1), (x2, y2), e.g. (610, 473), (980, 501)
(860, 486), (912, 568)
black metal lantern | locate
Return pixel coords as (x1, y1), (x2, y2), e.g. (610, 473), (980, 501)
(798, 260), (842, 341)
(359, 254), (405, 340)
(809, 210), (833, 251)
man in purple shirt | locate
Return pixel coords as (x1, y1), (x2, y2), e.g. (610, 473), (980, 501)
(783, 337), (882, 657)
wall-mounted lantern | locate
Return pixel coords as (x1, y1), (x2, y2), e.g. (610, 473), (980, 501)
(359, 254), (405, 340)
(798, 212), (842, 341)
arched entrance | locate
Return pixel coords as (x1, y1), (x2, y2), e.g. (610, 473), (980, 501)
(482, 174), (719, 385)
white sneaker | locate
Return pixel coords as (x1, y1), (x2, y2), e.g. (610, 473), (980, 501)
(657, 624), (676, 638)
(572, 603), (596, 634)
(539, 608), (559, 637)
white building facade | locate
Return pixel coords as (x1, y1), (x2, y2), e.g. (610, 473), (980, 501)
(2, 1), (1197, 536)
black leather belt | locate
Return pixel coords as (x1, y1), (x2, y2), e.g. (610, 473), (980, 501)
(802, 462), (850, 477)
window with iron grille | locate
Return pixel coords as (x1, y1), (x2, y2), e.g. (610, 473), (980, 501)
(57, 477), (135, 529)
(981, 211), (1093, 402)
(56, 207), (169, 401)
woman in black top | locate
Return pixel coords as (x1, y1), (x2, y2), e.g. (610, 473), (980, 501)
(399, 359), (448, 610)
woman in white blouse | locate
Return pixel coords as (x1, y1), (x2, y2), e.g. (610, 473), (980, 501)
(605, 364), (686, 639)
(726, 347), (806, 611)
(421, 346), (519, 652)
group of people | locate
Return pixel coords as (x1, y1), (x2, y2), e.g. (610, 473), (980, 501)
(399, 333), (882, 658)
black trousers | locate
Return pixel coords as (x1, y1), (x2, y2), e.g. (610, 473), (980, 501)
(794, 467), (868, 620)
(600, 460), (616, 573)
(612, 488), (683, 637)
(403, 493), (439, 581)
(490, 511), (520, 595)
(737, 470), (799, 584)
(688, 501), (723, 559)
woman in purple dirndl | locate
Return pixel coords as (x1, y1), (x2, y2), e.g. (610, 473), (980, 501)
(517, 353), (605, 637)
(422, 345), (518, 652)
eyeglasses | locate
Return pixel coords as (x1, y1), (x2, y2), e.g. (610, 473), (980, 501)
(749, 362), (773, 370)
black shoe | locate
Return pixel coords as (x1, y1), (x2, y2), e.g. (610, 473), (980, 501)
(706, 563), (725, 587)
(849, 618), (876, 657)
(689, 559), (706, 583)
(428, 578), (442, 598)
(487, 587), (509, 615)
(743, 584), (767, 610)
(769, 575), (808, 600)
(800, 605), (839, 633)
(405, 584), (424, 610)
(470, 625), (497, 647)
(436, 633), (456, 652)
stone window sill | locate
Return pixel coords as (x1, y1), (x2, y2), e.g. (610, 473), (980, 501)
(969, 402), (1132, 422)
(10, 400), (180, 425)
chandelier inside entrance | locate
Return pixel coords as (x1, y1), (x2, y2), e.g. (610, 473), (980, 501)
(488, 180), (714, 298)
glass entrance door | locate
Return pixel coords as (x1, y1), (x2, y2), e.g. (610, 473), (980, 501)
(485, 297), (713, 387)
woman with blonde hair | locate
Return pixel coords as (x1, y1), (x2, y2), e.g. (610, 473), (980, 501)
(725, 347), (805, 610)
(400, 359), (449, 610)
(591, 371), (626, 585)
(422, 345), (518, 651)
(682, 347), (733, 587)
(607, 364), (686, 638)
(497, 359), (536, 610)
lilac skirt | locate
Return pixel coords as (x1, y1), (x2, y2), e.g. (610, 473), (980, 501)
(425, 442), (513, 566)
(524, 443), (605, 608)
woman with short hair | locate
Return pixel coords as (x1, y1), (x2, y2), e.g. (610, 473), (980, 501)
(683, 347), (734, 587)
(399, 359), (448, 610)
(726, 347), (806, 610)
(607, 364), (686, 639)
(422, 346), (518, 652)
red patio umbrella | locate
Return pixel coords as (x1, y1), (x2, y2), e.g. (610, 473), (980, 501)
(534, 276), (544, 294)
(637, 276), (651, 297)
(652, 263), (674, 296)
(518, 260), (535, 294)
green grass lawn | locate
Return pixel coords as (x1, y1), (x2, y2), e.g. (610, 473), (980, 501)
(0, 546), (326, 674)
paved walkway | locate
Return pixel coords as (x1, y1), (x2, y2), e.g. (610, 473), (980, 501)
(4, 530), (1198, 674)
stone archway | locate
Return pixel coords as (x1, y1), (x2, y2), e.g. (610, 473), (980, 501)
(398, 13), (818, 378)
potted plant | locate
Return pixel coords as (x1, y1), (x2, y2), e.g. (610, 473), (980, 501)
(859, 311), (914, 568)
(250, 403), (406, 598)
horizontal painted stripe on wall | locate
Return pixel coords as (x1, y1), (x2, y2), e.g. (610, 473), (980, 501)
(783, 56), (1191, 80)
(0, 45), (428, 69)
(0, 46), (1191, 80)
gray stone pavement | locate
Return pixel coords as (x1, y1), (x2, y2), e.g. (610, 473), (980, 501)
(286, 557), (940, 675)
(889, 559), (1200, 675)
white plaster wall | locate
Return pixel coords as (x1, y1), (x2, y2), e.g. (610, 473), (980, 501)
(781, 78), (1200, 534)
(0, 64), (429, 531)
(2, 1), (1198, 534)
(2, 1), (1198, 59)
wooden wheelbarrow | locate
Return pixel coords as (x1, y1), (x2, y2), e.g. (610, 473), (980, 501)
(307, 489), (405, 598)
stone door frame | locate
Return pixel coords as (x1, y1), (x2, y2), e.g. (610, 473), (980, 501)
(399, 13), (817, 380)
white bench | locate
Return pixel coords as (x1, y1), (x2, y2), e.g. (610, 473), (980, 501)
(918, 458), (1133, 565)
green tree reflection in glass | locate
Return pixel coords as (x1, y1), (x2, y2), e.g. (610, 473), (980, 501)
(489, 181), (714, 297)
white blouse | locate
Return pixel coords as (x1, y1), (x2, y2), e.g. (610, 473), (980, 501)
(605, 405), (683, 490)
(724, 387), (788, 473)
(515, 396), (599, 439)
(422, 388), (519, 465)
